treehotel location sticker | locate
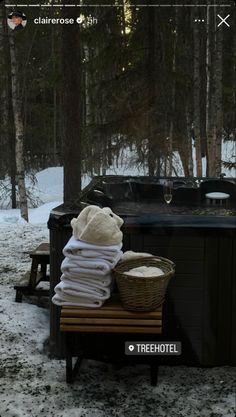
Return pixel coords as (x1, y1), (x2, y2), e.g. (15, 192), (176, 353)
(125, 342), (182, 355)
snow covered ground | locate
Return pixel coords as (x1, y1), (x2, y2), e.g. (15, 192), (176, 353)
(0, 166), (235, 417)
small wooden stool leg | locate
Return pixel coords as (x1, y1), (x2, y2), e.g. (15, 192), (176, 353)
(150, 363), (158, 386)
(72, 356), (83, 381)
(29, 258), (39, 291)
(66, 353), (73, 383)
(65, 333), (83, 383)
(40, 262), (47, 279)
(15, 289), (23, 303)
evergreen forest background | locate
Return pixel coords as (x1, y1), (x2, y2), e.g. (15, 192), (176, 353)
(0, 0), (235, 213)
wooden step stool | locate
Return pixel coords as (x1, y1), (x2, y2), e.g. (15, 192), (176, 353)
(14, 242), (50, 302)
(60, 297), (163, 386)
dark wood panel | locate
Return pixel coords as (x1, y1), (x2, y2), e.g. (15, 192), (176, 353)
(231, 238), (236, 365)
(129, 234), (143, 251)
(168, 287), (203, 300)
(202, 237), (218, 365)
(143, 234), (203, 247)
(168, 274), (203, 288)
(122, 233), (131, 252)
(50, 228), (72, 358)
(179, 328), (202, 338)
(217, 237), (233, 364)
(165, 308), (202, 319)
(50, 224), (235, 364)
(143, 246), (204, 261)
(170, 315), (202, 327)
(175, 261), (204, 274)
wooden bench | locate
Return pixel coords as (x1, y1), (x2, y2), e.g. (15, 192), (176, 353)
(60, 297), (163, 386)
(14, 243), (50, 302)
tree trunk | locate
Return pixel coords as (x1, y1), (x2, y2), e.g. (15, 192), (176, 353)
(193, 7), (202, 176)
(178, 143), (190, 177)
(0, 3), (8, 160)
(8, 28), (28, 220)
(51, 24), (58, 165)
(205, 6), (211, 175)
(147, 3), (157, 176)
(186, 106), (194, 176)
(214, 17), (223, 177)
(62, 2), (82, 204)
(0, 3), (17, 207)
(205, 6), (216, 176)
(205, 9), (223, 177)
(168, 9), (178, 177)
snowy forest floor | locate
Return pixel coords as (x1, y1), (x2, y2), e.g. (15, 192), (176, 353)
(0, 221), (235, 417)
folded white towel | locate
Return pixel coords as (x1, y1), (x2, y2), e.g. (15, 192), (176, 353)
(61, 267), (112, 281)
(55, 280), (111, 299)
(64, 251), (122, 269)
(69, 249), (122, 261)
(121, 251), (154, 262)
(53, 281), (110, 308)
(61, 272), (112, 287)
(63, 236), (122, 259)
(52, 294), (103, 308)
(61, 257), (112, 277)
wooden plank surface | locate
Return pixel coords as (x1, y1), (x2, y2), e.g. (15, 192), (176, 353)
(60, 325), (162, 334)
(62, 302), (162, 311)
(60, 298), (163, 335)
(60, 317), (162, 326)
(61, 308), (162, 319)
(30, 242), (50, 256)
(62, 298), (162, 312)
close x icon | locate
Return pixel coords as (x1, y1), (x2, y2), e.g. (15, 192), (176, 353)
(217, 14), (230, 28)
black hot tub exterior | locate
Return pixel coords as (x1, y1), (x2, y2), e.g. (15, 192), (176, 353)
(48, 177), (236, 366)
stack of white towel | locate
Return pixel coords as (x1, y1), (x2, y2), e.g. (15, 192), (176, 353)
(52, 205), (123, 308)
(52, 237), (122, 307)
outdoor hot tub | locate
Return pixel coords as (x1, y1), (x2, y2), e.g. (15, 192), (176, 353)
(48, 176), (236, 366)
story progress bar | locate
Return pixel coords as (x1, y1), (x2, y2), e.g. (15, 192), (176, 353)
(4, 4), (233, 8)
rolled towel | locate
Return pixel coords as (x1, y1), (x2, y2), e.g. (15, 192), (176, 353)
(63, 236), (123, 258)
(52, 294), (103, 308)
(71, 205), (123, 245)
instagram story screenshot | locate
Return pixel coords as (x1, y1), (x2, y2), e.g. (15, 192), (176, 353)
(0, 1), (235, 416)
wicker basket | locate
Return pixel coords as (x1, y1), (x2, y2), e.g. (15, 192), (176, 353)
(113, 256), (175, 312)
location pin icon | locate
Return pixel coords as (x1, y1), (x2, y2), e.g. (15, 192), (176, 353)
(129, 344), (134, 352)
